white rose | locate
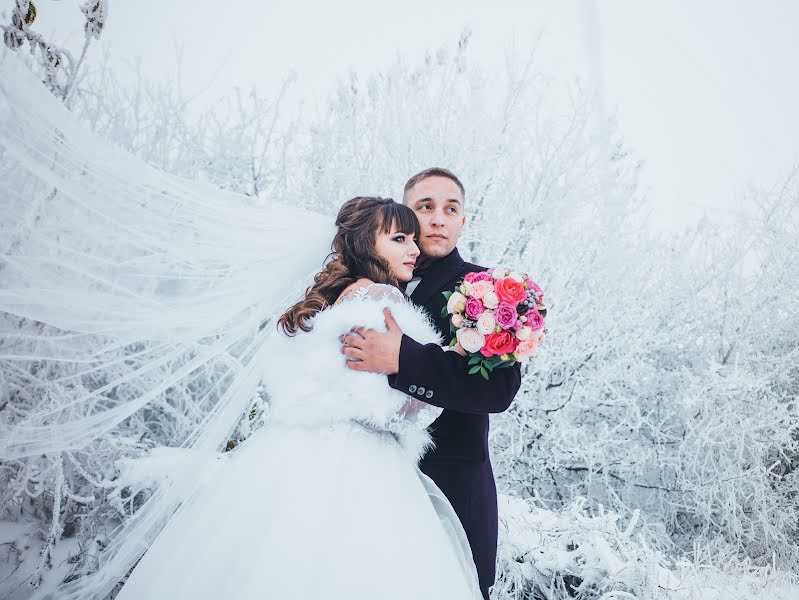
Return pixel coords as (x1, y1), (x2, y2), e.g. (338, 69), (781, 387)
(482, 291), (499, 309)
(451, 313), (464, 328)
(508, 271), (524, 282)
(460, 281), (473, 296)
(446, 291), (467, 314)
(515, 326), (532, 341)
(456, 327), (485, 354)
(492, 267), (510, 280)
(476, 311), (496, 335)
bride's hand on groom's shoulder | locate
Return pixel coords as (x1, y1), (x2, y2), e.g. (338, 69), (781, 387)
(340, 308), (403, 375)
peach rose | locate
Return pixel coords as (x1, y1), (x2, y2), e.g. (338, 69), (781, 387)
(514, 336), (539, 361)
(470, 280), (494, 300)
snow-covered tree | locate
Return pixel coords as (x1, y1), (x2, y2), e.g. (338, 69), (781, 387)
(1, 19), (797, 600)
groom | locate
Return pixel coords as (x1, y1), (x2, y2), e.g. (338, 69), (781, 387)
(342, 167), (522, 599)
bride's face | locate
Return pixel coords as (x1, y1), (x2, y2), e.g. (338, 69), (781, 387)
(374, 226), (420, 282)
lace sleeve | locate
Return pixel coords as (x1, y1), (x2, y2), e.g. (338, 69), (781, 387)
(336, 282), (406, 304)
(336, 283), (441, 432)
(388, 398), (443, 433)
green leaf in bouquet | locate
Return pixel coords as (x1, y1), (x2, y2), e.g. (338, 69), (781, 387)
(440, 306), (449, 317)
(448, 338), (458, 347)
(467, 356), (482, 366)
(468, 365), (482, 375)
(479, 367), (489, 380)
(442, 291), (453, 300)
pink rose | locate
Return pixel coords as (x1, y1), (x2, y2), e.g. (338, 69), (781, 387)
(494, 277), (527, 305)
(480, 331), (519, 357)
(465, 297), (484, 320)
(525, 309), (545, 332)
(493, 301), (518, 329)
(469, 280), (494, 300)
(464, 271), (493, 284)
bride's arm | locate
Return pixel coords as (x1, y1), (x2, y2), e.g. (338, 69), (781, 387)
(393, 396), (442, 429)
(336, 283), (444, 428)
(338, 282), (408, 374)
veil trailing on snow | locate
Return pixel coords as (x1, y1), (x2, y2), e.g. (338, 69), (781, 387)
(0, 52), (336, 598)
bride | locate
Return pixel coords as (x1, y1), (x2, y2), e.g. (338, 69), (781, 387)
(111, 196), (482, 599)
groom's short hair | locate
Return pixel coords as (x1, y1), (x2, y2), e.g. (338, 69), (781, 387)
(403, 167), (465, 204)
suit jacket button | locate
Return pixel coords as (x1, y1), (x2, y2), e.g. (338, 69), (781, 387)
(408, 384), (417, 393)
(425, 390), (433, 399)
(417, 386), (425, 396)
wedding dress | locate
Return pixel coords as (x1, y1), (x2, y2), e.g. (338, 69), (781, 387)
(112, 284), (481, 599)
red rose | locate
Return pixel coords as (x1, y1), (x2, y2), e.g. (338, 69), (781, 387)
(494, 277), (526, 304)
(480, 330), (519, 357)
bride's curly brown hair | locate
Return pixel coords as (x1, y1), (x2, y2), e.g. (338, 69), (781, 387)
(277, 196), (420, 336)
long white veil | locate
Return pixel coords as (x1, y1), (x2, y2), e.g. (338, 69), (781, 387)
(0, 52), (335, 598)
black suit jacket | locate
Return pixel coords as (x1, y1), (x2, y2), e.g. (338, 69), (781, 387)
(388, 247), (522, 596)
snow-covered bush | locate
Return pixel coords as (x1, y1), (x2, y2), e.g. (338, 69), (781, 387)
(1, 1), (107, 101)
(494, 493), (799, 600)
(490, 172), (799, 569)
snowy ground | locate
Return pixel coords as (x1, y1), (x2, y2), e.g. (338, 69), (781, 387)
(3, 494), (797, 600)
(0, 521), (80, 600)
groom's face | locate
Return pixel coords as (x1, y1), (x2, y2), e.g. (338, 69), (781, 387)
(404, 176), (465, 259)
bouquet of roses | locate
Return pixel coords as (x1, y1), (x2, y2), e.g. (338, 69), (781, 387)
(442, 268), (547, 380)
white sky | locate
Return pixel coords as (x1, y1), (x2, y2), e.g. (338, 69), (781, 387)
(25, 0), (799, 231)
